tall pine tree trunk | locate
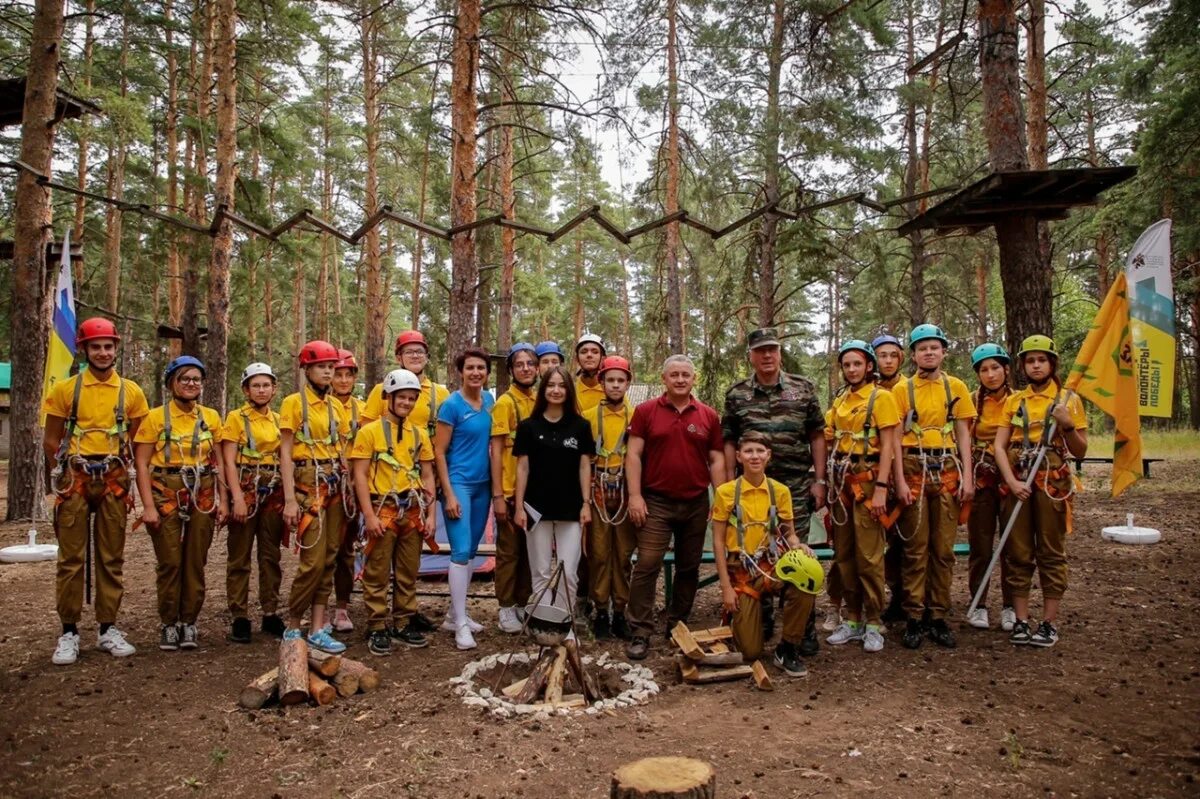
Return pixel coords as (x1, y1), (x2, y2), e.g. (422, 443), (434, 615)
(361, 7), (386, 388)
(663, 0), (684, 353)
(757, 0), (784, 327)
(181, 0), (213, 359)
(447, 0), (481, 382)
(72, 0), (95, 285)
(7, 0), (65, 521)
(318, 54), (334, 342)
(1023, 0), (1053, 274)
(164, 0), (182, 356)
(103, 9), (130, 312)
(497, 55), (516, 382)
(978, 0), (1050, 354)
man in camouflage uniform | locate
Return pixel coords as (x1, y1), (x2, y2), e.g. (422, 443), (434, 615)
(722, 328), (827, 656)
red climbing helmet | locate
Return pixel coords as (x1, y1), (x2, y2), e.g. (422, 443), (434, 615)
(394, 330), (429, 355)
(76, 317), (120, 346)
(598, 355), (633, 380)
(298, 340), (339, 366)
(335, 349), (359, 372)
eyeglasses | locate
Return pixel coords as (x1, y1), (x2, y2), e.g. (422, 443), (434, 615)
(175, 377), (203, 385)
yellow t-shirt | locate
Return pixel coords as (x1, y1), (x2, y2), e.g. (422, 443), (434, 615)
(335, 394), (366, 448)
(711, 476), (793, 555)
(826, 383), (901, 456)
(135, 401), (224, 468)
(1000, 384), (1087, 445)
(350, 416), (434, 495)
(971, 389), (1012, 456)
(891, 374), (977, 449)
(589, 400), (633, 470)
(490, 385), (536, 497)
(279, 386), (350, 461)
(221, 404), (282, 465)
(575, 376), (606, 413)
(43, 369), (150, 457)
(362, 376), (450, 433)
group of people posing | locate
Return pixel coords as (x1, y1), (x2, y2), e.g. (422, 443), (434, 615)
(41, 317), (1086, 680)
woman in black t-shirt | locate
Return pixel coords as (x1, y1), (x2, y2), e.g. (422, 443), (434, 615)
(514, 367), (595, 616)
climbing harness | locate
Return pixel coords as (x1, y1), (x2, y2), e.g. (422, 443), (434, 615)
(899, 374), (964, 538)
(592, 401), (632, 525)
(354, 418), (436, 577)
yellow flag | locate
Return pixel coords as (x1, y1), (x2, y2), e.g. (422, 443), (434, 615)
(1065, 272), (1142, 496)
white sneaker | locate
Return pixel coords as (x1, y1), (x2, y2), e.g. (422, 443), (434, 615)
(826, 622), (864, 645)
(97, 627), (137, 657)
(862, 626), (885, 653)
(442, 616), (484, 633)
(333, 608), (354, 633)
(1000, 606), (1016, 632)
(821, 607), (842, 632)
(454, 623), (477, 650)
(497, 606), (523, 634)
(967, 608), (990, 629)
(180, 624), (199, 650)
(52, 632), (80, 665)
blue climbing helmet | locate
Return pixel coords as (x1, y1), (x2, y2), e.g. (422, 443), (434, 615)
(534, 341), (565, 359)
(507, 342), (536, 364)
(908, 323), (949, 350)
(838, 339), (876, 365)
(971, 342), (1011, 369)
(871, 333), (903, 351)
(164, 355), (205, 385)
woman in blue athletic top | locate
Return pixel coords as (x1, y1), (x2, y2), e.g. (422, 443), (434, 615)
(434, 347), (496, 650)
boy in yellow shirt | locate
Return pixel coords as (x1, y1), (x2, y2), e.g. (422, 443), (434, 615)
(825, 340), (900, 653)
(280, 340), (350, 654)
(712, 432), (816, 677)
(332, 348), (366, 633)
(573, 333), (607, 412)
(42, 318), (149, 665)
(220, 362), (285, 643)
(489, 343), (538, 633)
(361, 330), (450, 441)
(994, 335), (1087, 648)
(351, 369), (437, 656)
(133, 356), (227, 652)
(889, 324), (976, 650)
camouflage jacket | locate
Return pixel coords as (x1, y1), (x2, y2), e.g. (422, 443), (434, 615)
(722, 372), (823, 500)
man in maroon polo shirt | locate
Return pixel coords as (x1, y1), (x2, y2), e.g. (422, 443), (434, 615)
(624, 354), (725, 660)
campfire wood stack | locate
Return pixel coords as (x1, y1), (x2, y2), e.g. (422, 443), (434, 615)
(499, 640), (602, 710)
(671, 622), (773, 690)
(238, 639), (381, 709)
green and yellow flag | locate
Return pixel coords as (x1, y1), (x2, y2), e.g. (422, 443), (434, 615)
(1065, 271), (1143, 496)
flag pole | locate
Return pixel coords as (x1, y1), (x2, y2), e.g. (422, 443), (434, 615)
(966, 419), (1059, 618)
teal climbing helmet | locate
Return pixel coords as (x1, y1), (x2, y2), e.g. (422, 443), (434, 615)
(971, 342), (1011, 369)
(838, 339), (876, 365)
(908, 323), (949, 350)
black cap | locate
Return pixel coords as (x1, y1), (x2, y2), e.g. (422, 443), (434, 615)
(747, 328), (781, 350)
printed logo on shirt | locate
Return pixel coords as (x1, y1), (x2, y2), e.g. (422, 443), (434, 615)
(563, 437), (578, 450)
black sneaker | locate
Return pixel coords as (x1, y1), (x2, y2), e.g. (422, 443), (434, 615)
(1010, 619), (1033, 645)
(920, 607), (932, 632)
(389, 622), (429, 649)
(368, 630), (392, 656)
(901, 618), (924, 649)
(229, 617), (252, 644)
(409, 612), (437, 633)
(261, 615), (286, 637)
(611, 611), (631, 640)
(626, 635), (649, 661)
(798, 609), (819, 657)
(881, 591), (906, 624)
(926, 618), (957, 648)
(159, 624), (180, 651)
(592, 609), (612, 640)
(762, 597), (777, 640)
(1028, 620), (1058, 648)
(773, 641), (807, 678)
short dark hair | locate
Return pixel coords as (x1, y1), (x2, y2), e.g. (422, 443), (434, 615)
(738, 431), (772, 450)
(454, 347), (492, 374)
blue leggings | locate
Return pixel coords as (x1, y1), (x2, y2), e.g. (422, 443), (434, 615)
(445, 480), (491, 564)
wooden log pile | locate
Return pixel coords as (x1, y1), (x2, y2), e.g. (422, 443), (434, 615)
(671, 622), (772, 691)
(238, 639), (381, 709)
(499, 640), (602, 711)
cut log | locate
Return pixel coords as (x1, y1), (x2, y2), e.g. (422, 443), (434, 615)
(690, 626), (733, 644)
(502, 677), (528, 699)
(610, 756), (716, 798)
(308, 650), (342, 677)
(514, 648), (558, 704)
(752, 660), (774, 691)
(544, 646), (569, 704)
(278, 637), (310, 706)
(238, 667), (278, 710)
(332, 667), (359, 698)
(681, 663), (754, 685)
(335, 658), (380, 695)
(564, 639), (602, 703)
(308, 670), (336, 706)
(676, 656), (700, 683)
(670, 622), (705, 661)
(707, 642), (730, 655)
(531, 694), (587, 712)
(696, 651), (743, 667)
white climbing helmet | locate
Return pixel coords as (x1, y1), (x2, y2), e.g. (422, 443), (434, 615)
(240, 362), (277, 385)
(575, 332), (606, 354)
(383, 368), (422, 395)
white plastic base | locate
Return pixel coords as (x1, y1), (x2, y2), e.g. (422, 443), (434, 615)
(1101, 525), (1161, 545)
(0, 543), (59, 563)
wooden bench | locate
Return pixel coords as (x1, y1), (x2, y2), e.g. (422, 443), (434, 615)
(1073, 456), (1164, 478)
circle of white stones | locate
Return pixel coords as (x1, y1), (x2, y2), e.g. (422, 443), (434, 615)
(450, 650), (659, 720)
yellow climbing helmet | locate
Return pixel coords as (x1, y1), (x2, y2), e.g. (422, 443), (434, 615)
(1017, 334), (1057, 358)
(774, 548), (825, 595)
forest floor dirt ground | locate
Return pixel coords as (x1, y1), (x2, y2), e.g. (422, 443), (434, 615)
(0, 460), (1196, 798)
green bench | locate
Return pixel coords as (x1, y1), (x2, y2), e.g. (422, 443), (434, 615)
(662, 542), (972, 604)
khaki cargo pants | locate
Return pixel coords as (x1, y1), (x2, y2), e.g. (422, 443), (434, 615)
(147, 471), (217, 625)
(54, 463), (132, 625)
(1002, 453), (1071, 600)
(494, 499), (532, 608)
(831, 479), (887, 625)
(286, 465), (346, 620)
(896, 454), (960, 621)
(727, 559), (815, 660)
(588, 497), (637, 612)
(226, 477), (284, 619)
(360, 503), (424, 631)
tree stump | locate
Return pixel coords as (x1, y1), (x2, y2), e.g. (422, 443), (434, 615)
(278, 638), (310, 706)
(610, 757), (715, 798)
